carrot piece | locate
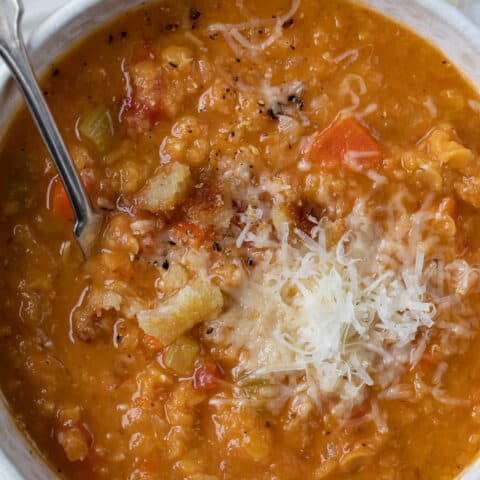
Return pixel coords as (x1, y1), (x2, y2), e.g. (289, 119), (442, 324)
(48, 175), (74, 221)
(193, 363), (221, 390)
(310, 116), (382, 171)
(170, 221), (208, 246)
(47, 172), (93, 222)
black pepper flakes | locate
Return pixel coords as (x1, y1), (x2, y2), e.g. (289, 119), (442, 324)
(190, 7), (201, 20)
(246, 257), (254, 266)
(120, 31), (128, 38)
(108, 34), (114, 44)
(213, 242), (222, 252)
(282, 18), (294, 29)
(288, 94), (304, 110)
(52, 68), (60, 77)
(206, 327), (214, 335)
(169, 61), (178, 68)
(266, 103), (285, 119)
(162, 260), (170, 270)
(266, 108), (277, 119)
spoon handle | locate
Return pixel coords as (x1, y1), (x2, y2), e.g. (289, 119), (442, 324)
(0, 0), (99, 252)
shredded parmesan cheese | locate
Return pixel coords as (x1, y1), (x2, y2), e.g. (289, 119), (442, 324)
(208, 0), (301, 55)
(338, 74), (367, 116)
(209, 196), (476, 416)
(332, 48), (360, 66)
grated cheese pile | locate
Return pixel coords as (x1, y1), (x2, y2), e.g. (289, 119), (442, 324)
(209, 199), (468, 414)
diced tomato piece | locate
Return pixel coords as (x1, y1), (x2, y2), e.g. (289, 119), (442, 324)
(120, 61), (168, 134)
(47, 172), (93, 222)
(310, 116), (382, 171)
(193, 363), (222, 390)
(417, 351), (440, 372)
(142, 334), (163, 353)
(350, 400), (369, 419)
(170, 221), (208, 246)
(133, 396), (152, 409)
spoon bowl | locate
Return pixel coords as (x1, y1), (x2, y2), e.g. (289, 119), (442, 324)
(0, 0), (103, 256)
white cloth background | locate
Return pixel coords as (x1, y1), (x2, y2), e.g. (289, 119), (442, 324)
(22, 0), (480, 36)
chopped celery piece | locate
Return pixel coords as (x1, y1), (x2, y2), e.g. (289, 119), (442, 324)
(79, 105), (113, 152)
(164, 336), (200, 375)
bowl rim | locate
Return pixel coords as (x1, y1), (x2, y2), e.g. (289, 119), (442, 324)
(29, 0), (480, 67)
(0, 0), (480, 479)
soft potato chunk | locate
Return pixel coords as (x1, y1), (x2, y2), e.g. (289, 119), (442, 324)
(161, 116), (210, 166)
(137, 280), (223, 345)
(427, 128), (474, 170)
(455, 176), (480, 208)
(135, 162), (191, 214)
(88, 287), (123, 316)
(160, 263), (190, 294)
(165, 382), (207, 427)
(57, 426), (90, 462)
(160, 45), (194, 71)
(103, 215), (139, 255)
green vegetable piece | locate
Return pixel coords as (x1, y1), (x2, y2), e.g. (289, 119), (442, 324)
(164, 336), (200, 375)
(79, 105), (113, 152)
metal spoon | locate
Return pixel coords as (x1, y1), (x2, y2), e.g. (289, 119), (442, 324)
(0, 0), (103, 257)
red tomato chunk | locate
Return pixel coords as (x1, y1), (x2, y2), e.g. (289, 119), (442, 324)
(311, 116), (382, 172)
(193, 363), (221, 390)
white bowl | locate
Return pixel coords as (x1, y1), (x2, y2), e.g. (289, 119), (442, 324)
(0, 1), (480, 478)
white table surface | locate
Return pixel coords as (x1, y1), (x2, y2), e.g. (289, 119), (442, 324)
(21, 0), (480, 36)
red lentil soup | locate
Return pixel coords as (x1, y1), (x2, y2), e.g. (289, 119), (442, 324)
(1, 1), (480, 479)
